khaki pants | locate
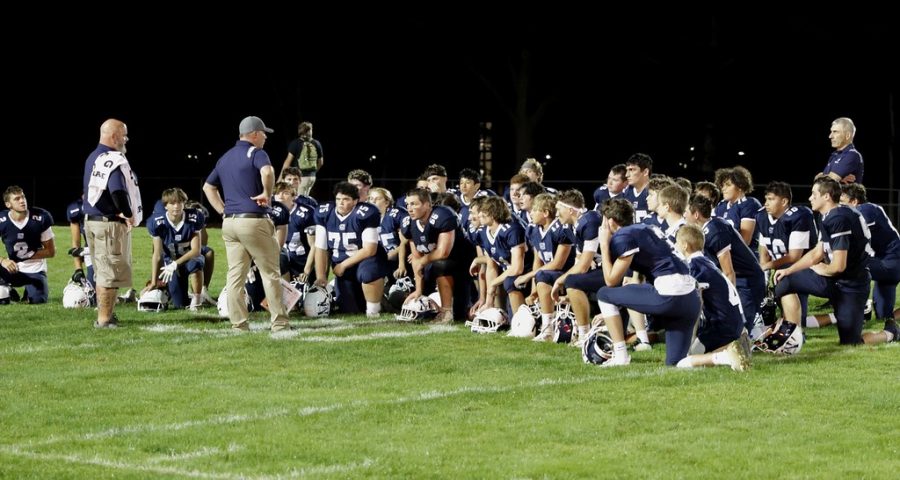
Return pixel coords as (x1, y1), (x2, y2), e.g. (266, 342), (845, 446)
(298, 176), (316, 196)
(85, 220), (131, 289)
(222, 217), (289, 329)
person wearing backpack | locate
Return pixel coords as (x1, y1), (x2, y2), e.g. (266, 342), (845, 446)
(280, 121), (324, 196)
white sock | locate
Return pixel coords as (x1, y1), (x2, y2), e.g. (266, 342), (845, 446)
(636, 330), (650, 344)
(366, 301), (381, 315)
(884, 330), (895, 342)
(541, 313), (553, 329)
(201, 286), (209, 296)
(577, 324), (590, 337)
(189, 293), (201, 307)
(711, 351), (729, 366)
(613, 341), (628, 361)
(806, 313), (835, 328)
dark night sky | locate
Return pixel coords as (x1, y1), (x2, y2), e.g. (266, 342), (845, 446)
(8, 11), (898, 218)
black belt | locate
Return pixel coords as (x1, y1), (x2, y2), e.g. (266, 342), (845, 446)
(85, 214), (126, 224)
(224, 213), (268, 219)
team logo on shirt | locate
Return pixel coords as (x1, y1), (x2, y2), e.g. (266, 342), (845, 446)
(339, 223), (346, 231)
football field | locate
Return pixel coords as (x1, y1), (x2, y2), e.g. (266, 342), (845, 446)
(1, 227), (898, 478)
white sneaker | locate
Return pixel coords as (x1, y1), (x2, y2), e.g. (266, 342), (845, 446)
(200, 292), (217, 306)
(723, 340), (751, 372)
(601, 355), (631, 367)
(188, 304), (200, 312)
(633, 341), (652, 352)
(366, 311), (381, 319)
(532, 325), (554, 342)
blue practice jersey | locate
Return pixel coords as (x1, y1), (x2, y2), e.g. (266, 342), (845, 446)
(0, 207), (54, 266)
(720, 196), (762, 252)
(819, 205), (873, 283)
(479, 221), (526, 270)
(379, 206), (409, 254)
(316, 201), (381, 263)
(856, 203), (900, 258)
(458, 189), (495, 231)
(526, 219), (576, 269)
(622, 185), (650, 223)
(66, 199), (86, 242)
(147, 208), (205, 261)
(756, 206), (817, 264)
(400, 205), (470, 257)
(701, 217), (761, 279)
(267, 200), (291, 227)
(574, 210), (603, 268)
(286, 204), (317, 257)
(686, 252), (745, 335)
(592, 185), (620, 211)
(609, 224), (688, 283)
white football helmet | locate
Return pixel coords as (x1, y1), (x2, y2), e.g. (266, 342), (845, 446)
(582, 327), (615, 365)
(137, 289), (169, 312)
(427, 290), (442, 308)
(470, 307), (509, 334)
(396, 295), (439, 322)
(553, 303), (576, 344)
(754, 319), (803, 355)
(0, 284), (10, 305)
(62, 279), (94, 308)
(386, 276), (415, 311)
(509, 303), (541, 338)
(217, 287), (254, 318)
(303, 285), (333, 317)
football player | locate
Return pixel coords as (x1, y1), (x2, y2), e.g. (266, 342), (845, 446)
(400, 187), (477, 323)
(469, 196), (528, 314)
(718, 166), (762, 250)
(674, 224), (750, 371)
(622, 153), (653, 224)
(593, 164), (627, 212)
(146, 188), (205, 310)
(314, 181), (388, 317)
(774, 178), (896, 345)
(0, 186), (55, 304)
(596, 197), (701, 367)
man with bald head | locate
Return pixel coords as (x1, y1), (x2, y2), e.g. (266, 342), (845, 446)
(83, 118), (143, 328)
(816, 117), (864, 184)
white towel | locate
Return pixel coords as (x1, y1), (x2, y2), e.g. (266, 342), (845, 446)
(87, 151), (143, 226)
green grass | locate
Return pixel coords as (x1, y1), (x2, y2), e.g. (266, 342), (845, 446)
(1, 227), (898, 479)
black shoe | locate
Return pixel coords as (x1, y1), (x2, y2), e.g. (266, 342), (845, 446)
(9, 288), (21, 302)
(94, 314), (120, 329)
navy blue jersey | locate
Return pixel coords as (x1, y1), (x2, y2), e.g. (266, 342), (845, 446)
(756, 206), (817, 264)
(466, 223), (484, 247)
(152, 199), (166, 217)
(526, 219), (575, 269)
(713, 200), (728, 219)
(147, 208), (205, 261)
(824, 144), (863, 184)
(379, 206), (409, 253)
(401, 205), (464, 255)
(642, 212), (667, 230)
(819, 205), (873, 283)
(592, 185), (619, 211)
(720, 196), (762, 252)
(66, 199), (86, 242)
(0, 207), (54, 264)
(294, 194), (319, 211)
(316, 201), (381, 263)
(856, 203), (900, 257)
(687, 252), (745, 334)
(609, 224), (689, 282)
(82, 145), (129, 217)
(286, 204), (317, 257)
(267, 200), (290, 227)
(574, 210), (603, 268)
(622, 185), (650, 223)
(701, 217), (761, 279)
(479, 221), (526, 270)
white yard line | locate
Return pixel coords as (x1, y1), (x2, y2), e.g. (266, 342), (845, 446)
(271, 325), (456, 341)
(146, 444), (243, 464)
(0, 445), (373, 479)
(16, 368), (665, 449)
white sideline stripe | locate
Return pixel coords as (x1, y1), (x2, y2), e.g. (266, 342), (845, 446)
(272, 325), (456, 341)
(146, 444), (243, 464)
(19, 368), (665, 449)
(0, 445), (373, 479)
(2, 338), (146, 355)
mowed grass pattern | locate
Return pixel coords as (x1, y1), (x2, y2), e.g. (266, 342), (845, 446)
(1, 227), (898, 479)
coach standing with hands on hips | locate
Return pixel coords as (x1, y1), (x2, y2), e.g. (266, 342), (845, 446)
(203, 116), (290, 332)
(83, 119), (143, 328)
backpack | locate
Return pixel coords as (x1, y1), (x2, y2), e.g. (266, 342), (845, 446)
(297, 139), (319, 171)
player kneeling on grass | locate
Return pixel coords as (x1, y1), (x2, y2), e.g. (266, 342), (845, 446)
(774, 178), (897, 346)
(0, 186), (55, 304)
(145, 188), (204, 310)
(595, 198), (701, 367)
(674, 224), (751, 371)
